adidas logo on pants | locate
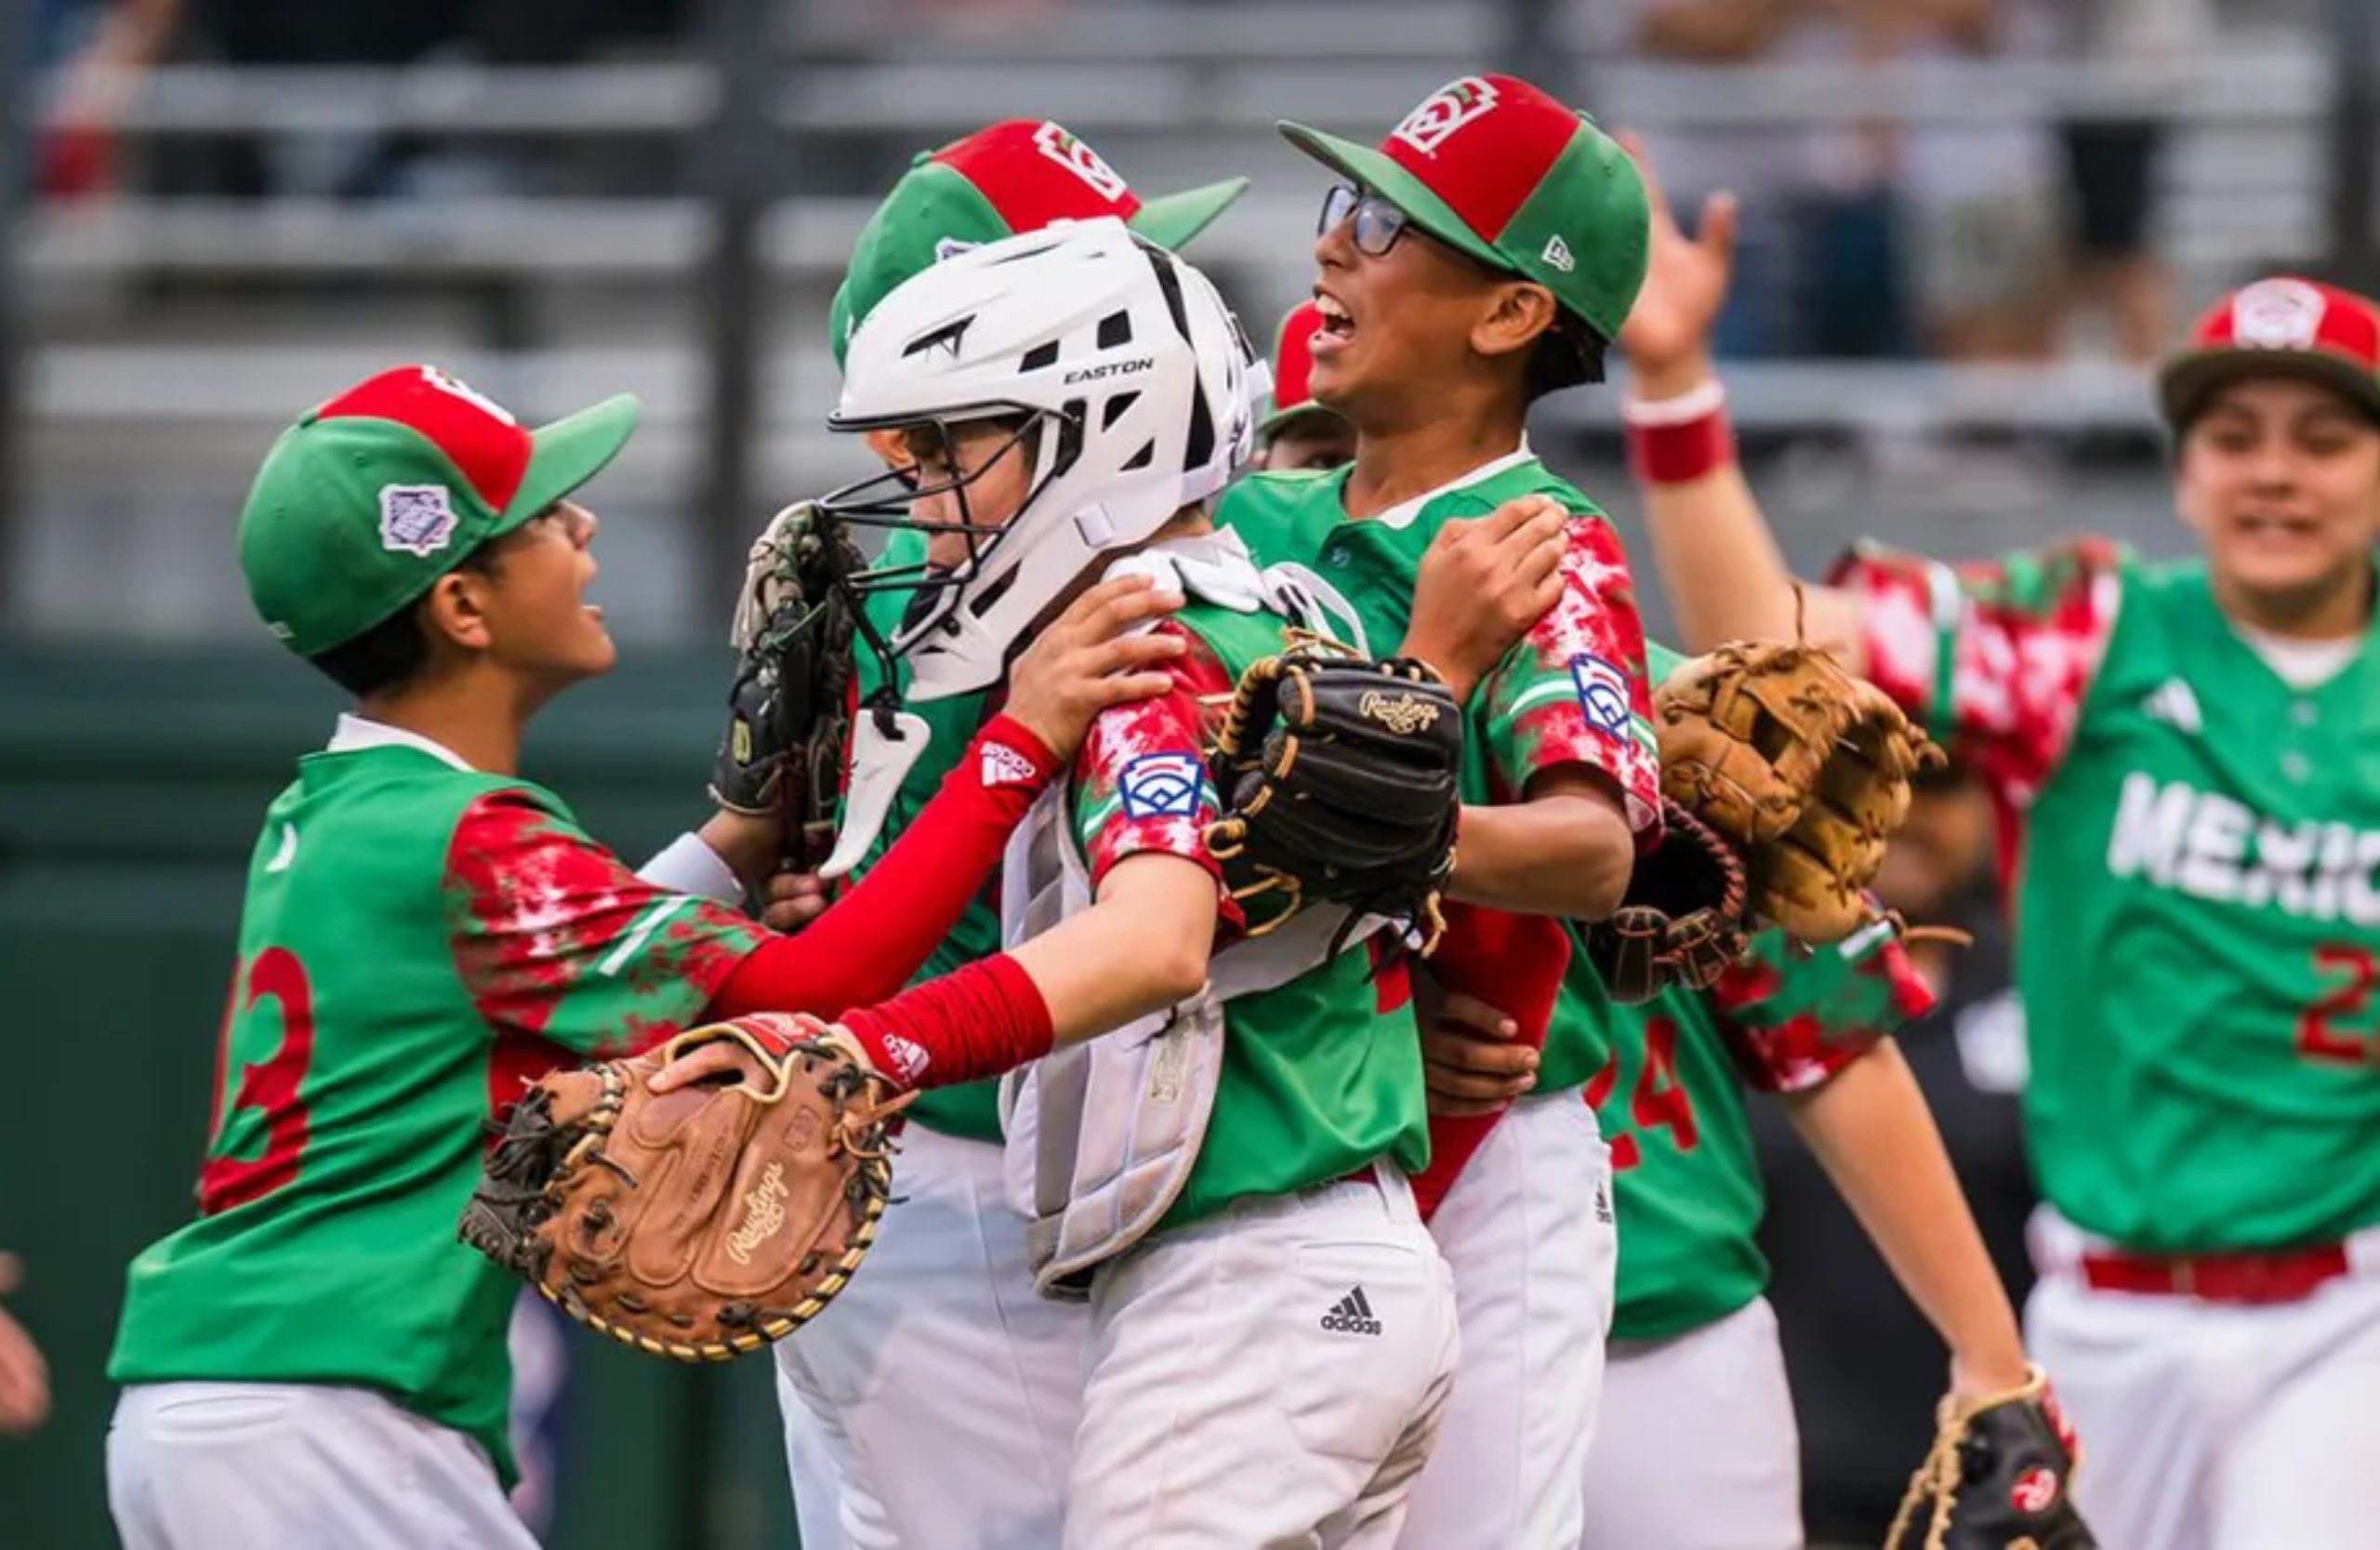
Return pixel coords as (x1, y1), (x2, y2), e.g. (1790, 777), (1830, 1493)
(1320, 1286), (1382, 1336)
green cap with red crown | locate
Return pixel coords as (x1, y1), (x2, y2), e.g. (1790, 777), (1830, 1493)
(237, 364), (638, 656)
(1279, 73), (1648, 345)
(829, 119), (1249, 367)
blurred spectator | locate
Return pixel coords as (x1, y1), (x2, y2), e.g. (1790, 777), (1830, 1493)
(2053, 0), (2210, 360)
(1618, 0), (1918, 359)
(36, 0), (182, 201)
(1885, 0), (2065, 362)
(1752, 767), (2036, 1542)
(1255, 300), (1355, 473)
(0, 1252), (53, 1437)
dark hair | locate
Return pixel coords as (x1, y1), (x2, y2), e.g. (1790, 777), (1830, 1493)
(1524, 311), (1608, 402)
(307, 543), (505, 698)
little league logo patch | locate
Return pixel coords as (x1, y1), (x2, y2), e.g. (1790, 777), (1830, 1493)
(378, 484), (459, 558)
(1569, 654), (1633, 739)
(2231, 278), (2327, 351)
(1119, 752), (1207, 820)
(1035, 121), (1129, 204)
(1392, 76), (1501, 156)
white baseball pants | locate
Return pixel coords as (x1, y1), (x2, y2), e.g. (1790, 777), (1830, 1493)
(1399, 1090), (1619, 1550)
(1064, 1167), (1460, 1549)
(109, 1381), (535, 1550)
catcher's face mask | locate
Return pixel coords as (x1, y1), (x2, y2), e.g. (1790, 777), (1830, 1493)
(813, 405), (1076, 696)
(820, 220), (1257, 706)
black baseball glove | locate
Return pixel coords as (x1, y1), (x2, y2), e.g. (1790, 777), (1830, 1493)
(1203, 649), (1463, 952)
(711, 501), (866, 867)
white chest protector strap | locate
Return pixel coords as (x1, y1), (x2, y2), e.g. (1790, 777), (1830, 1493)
(998, 532), (1386, 1295)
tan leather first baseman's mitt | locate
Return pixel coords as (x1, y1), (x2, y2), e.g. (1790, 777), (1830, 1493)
(1886, 1366), (2096, 1550)
(459, 1013), (910, 1361)
(1203, 647), (1464, 952)
(1654, 639), (1944, 945)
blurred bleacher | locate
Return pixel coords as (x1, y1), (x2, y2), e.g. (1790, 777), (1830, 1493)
(5, 0), (2361, 643)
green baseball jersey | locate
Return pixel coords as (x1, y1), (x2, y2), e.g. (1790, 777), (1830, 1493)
(1063, 597), (1430, 1227)
(1597, 920), (1936, 1339)
(1216, 452), (1662, 1094)
(109, 722), (765, 1482)
(1598, 644), (1937, 1340)
(1835, 540), (2380, 1252)
(846, 525), (1007, 1142)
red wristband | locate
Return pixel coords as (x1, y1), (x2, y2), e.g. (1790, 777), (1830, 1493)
(1624, 380), (1735, 486)
(840, 952), (1055, 1090)
(970, 712), (1062, 790)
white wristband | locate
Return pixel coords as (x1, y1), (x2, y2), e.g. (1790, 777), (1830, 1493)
(1621, 378), (1727, 427)
(635, 831), (745, 904)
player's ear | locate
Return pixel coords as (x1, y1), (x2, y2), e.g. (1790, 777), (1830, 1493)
(417, 569), (497, 655)
(1471, 280), (1559, 365)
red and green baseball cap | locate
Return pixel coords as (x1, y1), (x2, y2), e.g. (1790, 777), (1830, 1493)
(828, 118), (1249, 367)
(2160, 276), (2380, 430)
(1262, 299), (1342, 438)
(237, 364), (639, 656)
(1279, 74), (1648, 345)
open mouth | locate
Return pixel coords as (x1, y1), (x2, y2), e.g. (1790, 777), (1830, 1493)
(1312, 290), (1355, 355)
(2237, 511), (2320, 542)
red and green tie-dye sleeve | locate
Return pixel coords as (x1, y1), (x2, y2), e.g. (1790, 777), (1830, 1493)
(445, 789), (768, 1058)
(1068, 624), (1242, 924)
(1705, 919), (1937, 1094)
(1475, 515), (1663, 843)
(1830, 537), (2126, 810)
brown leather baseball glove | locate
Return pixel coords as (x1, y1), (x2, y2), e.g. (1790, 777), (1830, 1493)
(458, 1013), (910, 1361)
(1653, 639), (1944, 945)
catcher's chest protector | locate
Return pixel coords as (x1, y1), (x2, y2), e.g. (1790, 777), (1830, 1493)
(998, 542), (1382, 1296)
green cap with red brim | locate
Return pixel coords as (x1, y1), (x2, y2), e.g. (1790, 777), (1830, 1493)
(237, 364), (638, 656)
(2160, 276), (2380, 430)
(1278, 73), (1648, 345)
(829, 119), (1249, 367)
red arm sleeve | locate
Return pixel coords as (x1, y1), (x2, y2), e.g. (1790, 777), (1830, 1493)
(706, 713), (1058, 1021)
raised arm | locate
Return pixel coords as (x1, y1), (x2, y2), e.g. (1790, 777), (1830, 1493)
(1615, 139), (1872, 667)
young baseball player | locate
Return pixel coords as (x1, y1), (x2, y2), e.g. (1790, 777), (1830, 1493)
(1215, 74), (1665, 1549)
(758, 119), (1250, 1550)
(100, 364), (1182, 1550)
(1257, 298), (1357, 472)
(1619, 139), (2380, 1550)
(801, 219), (1568, 1548)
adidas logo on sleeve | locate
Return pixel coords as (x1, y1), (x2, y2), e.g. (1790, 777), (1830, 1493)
(1319, 1286), (1382, 1336)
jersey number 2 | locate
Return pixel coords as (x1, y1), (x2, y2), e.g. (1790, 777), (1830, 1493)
(197, 948), (317, 1214)
(2298, 945), (2378, 1067)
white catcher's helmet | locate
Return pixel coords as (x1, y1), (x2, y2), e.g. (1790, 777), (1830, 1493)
(818, 218), (1265, 701)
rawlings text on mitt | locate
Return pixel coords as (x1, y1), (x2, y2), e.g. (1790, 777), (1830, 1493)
(1886, 1366), (2096, 1550)
(1203, 647), (1463, 952)
(458, 1013), (910, 1361)
(712, 501), (867, 867)
(1654, 639), (1944, 945)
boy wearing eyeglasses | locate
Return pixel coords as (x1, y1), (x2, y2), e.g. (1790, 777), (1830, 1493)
(1216, 75), (1665, 1550)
